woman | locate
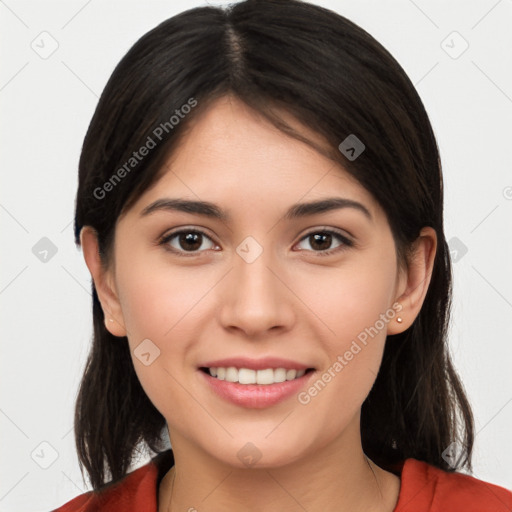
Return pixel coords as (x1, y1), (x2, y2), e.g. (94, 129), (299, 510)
(54, 0), (512, 510)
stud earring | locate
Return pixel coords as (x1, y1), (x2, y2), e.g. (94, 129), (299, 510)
(109, 318), (114, 323)
(396, 316), (403, 323)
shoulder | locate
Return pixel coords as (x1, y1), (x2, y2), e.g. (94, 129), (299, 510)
(51, 450), (174, 512)
(395, 458), (512, 512)
(51, 461), (157, 512)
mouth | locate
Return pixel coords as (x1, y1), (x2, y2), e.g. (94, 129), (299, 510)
(199, 366), (315, 385)
(197, 365), (316, 409)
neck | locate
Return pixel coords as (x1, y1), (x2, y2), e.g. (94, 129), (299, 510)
(159, 419), (400, 512)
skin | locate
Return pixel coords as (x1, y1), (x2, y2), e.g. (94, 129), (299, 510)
(81, 95), (437, 512)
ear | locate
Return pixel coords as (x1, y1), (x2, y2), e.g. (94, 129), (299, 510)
(387, 226), (437, 335)
(80, 226), (127, 337)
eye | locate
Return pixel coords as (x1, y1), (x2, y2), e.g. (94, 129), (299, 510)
(158, 227), (353, 258)
(159, 228), (217, 256)
(295, 229), (353, 256)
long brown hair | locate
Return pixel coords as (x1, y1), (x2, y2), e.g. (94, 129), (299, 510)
(73, 0), (474, 491)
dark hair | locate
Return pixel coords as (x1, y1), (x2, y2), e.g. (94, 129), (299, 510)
(73, 0), (474, 491)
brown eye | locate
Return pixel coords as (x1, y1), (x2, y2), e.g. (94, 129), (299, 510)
(296, 230), (353, 256)
(160, 229), (216, 255)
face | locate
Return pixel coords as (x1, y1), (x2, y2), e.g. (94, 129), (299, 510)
(96, 96), (411, 469)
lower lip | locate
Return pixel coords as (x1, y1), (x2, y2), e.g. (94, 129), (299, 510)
(199, 369), (314, 409)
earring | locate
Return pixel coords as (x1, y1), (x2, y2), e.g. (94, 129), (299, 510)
(109, 318), (114, 323)
(396, 316), (403, 323)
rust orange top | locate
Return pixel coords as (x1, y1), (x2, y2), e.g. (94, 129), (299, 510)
(53, 450), (512, 512)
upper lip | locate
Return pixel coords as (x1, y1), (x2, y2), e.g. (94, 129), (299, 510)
(199, 357), (314, 371)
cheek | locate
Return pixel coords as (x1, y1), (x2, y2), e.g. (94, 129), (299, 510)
(115, 257), (219, 410)
(295, 259), (395, 416)
(299, 343), (384, 441)
(299, 288), (390, 433)
(303, 258), (396, 342)
(117, 253), (216, 340)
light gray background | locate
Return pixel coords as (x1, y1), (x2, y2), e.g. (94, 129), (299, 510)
(1, 0), (511, 510)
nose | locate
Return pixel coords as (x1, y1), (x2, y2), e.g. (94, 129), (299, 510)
(218, 243), (295, 338)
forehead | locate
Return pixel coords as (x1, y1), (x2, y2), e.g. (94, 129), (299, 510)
(127, 95), (381, 222)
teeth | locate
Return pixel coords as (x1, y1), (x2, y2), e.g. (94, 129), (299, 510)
(207, 367), (307, 385)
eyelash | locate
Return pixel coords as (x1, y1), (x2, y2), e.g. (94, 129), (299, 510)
(158, 227), (354, 258)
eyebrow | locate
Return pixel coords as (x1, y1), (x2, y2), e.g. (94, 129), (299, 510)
(140, 197), (372, 222)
